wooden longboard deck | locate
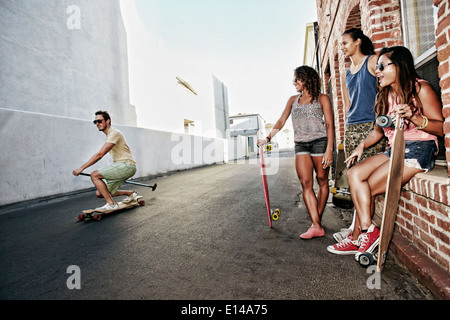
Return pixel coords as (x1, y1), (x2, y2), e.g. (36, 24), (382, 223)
(82, 197), (144, 215)
(260, 146), (272, 228)
(377, 116), (405, 272)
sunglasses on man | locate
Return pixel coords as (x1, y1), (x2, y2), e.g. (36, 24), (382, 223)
(93, 119), (104, 124)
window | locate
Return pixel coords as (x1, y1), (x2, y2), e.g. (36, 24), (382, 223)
(401, 0), (445, 162)
(401, 0), (438, 61)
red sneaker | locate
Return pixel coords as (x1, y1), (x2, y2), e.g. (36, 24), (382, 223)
(355, 224), (380, 261)
(327, 234), (359, 255)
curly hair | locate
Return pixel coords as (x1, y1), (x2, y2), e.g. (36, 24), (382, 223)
(294, 66), (321, 101)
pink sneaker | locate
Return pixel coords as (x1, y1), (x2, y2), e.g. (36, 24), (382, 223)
(327, 234), (359, 255)
(300, 226), (325, 239)
(355, 224), (380, 261)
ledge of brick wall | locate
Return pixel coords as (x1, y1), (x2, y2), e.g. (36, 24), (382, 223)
(374, 166), (450, 273)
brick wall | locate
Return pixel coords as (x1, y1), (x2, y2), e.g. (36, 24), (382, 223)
(374, 174), (449, 271)
(316, 0), (450, 273)
(435, 0), (450, 176)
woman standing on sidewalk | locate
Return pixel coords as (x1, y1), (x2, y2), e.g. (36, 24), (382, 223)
(328, 46), (443, 260)
(258, 66), (334, 239)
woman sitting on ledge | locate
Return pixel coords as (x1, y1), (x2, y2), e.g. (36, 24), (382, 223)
(327, 46), (444, 259)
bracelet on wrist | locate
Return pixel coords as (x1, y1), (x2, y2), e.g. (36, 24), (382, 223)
(416, 115), (428, 130)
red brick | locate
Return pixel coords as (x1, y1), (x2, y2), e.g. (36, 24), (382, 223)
(401, 190), (412, 201)
(442, 105), (450, 118)
(438, 46), (450, 63)
(438, 60), (449, 79)
(444, 121), (450, 134)
(440, 184), (449, 207)
(431, 226), (450, 244)
(414, 194), (428, 208)
(436, 216), (450, 231)
(421, 231), (437, 249)
(419, 209), (436, 224)
(429, 250), (450, 271)
(436, 11), (450, 36)
(403, 202), (418, 217)
(415, 214), (430, 233)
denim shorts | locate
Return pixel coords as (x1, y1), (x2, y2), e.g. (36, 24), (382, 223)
(384, 140), (437, 173)
(295, 137), (327, 157)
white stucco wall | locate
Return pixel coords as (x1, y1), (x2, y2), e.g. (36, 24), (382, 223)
(0, 0), (136, 126)
(0, 108), (243, 207)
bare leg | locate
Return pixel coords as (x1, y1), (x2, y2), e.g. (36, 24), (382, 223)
(312, 155), (330, 218)
(295, 155), (322, 229)
(348, 154), (423, 234)
(347, 154), (389, 237)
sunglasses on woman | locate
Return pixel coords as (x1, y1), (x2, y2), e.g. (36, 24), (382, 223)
(375, 62), (394, 71)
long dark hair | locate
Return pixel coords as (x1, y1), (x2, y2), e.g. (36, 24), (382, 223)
(374, 46), (422, 118)
(342, 28), (375, 55)
(294, 66), (321, 102)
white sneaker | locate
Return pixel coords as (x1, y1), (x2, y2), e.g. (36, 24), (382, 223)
(122, 191), (138, 204)
(95, 202), (119, 212)
(333, 228), (352, 243)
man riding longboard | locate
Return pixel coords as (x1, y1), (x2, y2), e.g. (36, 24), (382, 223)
(73, 111), (140, 212)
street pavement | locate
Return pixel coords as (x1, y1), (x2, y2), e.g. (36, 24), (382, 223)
(0, 150), (435, 306)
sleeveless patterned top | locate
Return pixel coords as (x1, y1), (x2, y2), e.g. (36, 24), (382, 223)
(291, 95), (327, 143)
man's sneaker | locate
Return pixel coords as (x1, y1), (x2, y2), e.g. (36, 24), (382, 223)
(333, 228), (352, 243)
(327, 235), (359, 255)
(123, 191), (138, 204)
(95, 202), (119, 212)
(355, 224), (380, 261)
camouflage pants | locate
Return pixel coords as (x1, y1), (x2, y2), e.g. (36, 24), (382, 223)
(344, 122), (387, 167)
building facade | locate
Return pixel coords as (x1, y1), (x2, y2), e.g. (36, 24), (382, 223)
(314, 0), (450, 277)
(0, 0), (137, 126)
(229, 113), (266, 155)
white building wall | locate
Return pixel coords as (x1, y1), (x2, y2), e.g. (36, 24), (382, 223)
(0, 0), (136, 126)
(0, 108), (244, 207)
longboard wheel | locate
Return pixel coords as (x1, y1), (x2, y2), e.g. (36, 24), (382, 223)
(330, 187), (337, 194)
(93, 214), (102, 221)
(138, 198), (145, 206)
(376, 115), (393, 128)
(78, 214), (85, 221)
(272, 209), (280, 221)
(358, 252), (374, 268)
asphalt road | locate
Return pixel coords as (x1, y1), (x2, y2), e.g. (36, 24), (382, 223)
(0, 150), (434, 305)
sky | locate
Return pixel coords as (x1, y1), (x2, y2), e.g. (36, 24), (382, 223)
(122, 0), (318, 132)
